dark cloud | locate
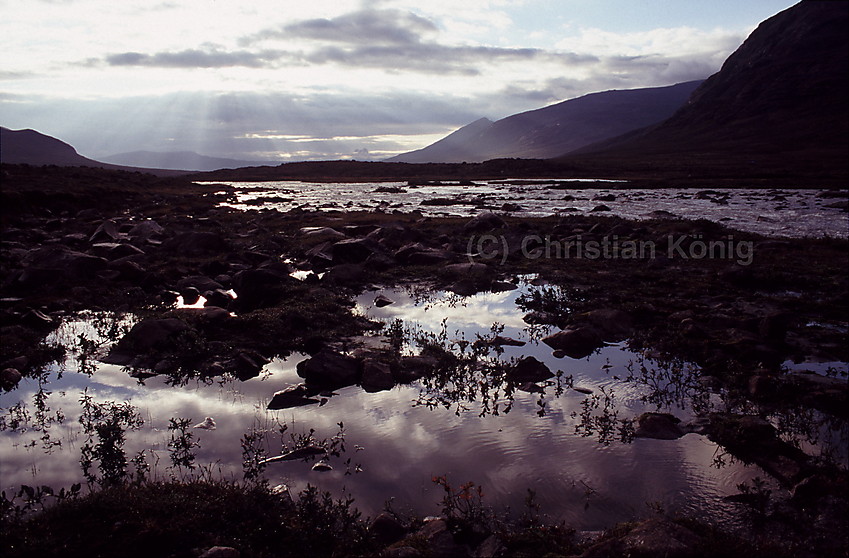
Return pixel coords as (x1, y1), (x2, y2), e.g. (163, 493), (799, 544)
(241, 9), (438, 46)
(105, 48), (287, 68)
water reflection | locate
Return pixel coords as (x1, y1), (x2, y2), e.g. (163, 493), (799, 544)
(3, 280), (846, 531)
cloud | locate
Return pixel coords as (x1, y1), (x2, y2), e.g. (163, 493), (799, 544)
(242, 8), (438, 46)
(104, 48), (288, 68)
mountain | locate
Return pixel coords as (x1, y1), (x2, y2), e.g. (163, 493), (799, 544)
(561, 1), (849, 181)
(388, 81), (703, 163)
(0, 127), (106, 167)
(102, 150), (275, 172)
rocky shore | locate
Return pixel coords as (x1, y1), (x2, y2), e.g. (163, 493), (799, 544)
(1, 164), (847, 557)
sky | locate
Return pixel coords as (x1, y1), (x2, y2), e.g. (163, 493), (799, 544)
(0, 0), (799, 162)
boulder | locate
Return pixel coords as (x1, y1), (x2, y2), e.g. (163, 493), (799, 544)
(464, 212), (506, 233)
(199, 546), (240, 558)
(374, 294), (394, 307)
(396, 354), (438, 383)
(507, 356), (553, 383)
(543, 327), (603, 359)
(415, 518), (468, 558)
(106, 317), (189, 358)
(634, 412), (686, 440)
(163, 231), (227, 255)
(442, 262), (490, 277)
(580, 518), (702, 558)
(322, 263), (366, 285)
(369, 512), (407, 545)
(361, 358), (395, 392)
(580, 309), (634, 342)
(268, 385), (320, 410)
(331, 238), (377, 264)
(1, 368), (23, 391)
(297, 350), (360, 388)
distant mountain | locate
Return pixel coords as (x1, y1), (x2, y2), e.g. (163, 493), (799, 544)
(0, 127), (105, 167)
(388, 81), (702, 163)
(102, 150), (275, 172)
(561, 1), (849, 181)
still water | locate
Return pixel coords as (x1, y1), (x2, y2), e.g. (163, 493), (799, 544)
(203, 179), (849, 239)
(1, 278), (806, 530)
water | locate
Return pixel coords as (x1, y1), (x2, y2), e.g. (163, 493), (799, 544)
(201, 180), (849, 239)
(5, 280), (835, 531)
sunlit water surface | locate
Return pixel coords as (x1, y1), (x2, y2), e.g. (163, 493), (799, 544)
(202, 180), (849, 239)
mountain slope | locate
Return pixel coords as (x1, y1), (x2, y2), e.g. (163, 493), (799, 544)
(0, 127), (188, 176)
(388, 81), (702, 163)
(561, 1), (849, 181)
(102, 150), (274, 172)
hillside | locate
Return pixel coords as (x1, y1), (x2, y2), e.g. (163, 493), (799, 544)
(561, 1), (849, 182)
(389, 81), (702, 163)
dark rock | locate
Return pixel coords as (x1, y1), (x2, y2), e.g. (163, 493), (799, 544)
(580, 518), (702, 558)
(21, 246), (107, 283)
(323, 263), (366, 285)
(297, 349), (360, 388)
(385, 547), (422, 558)
(592, 193), (616, 202)
(475, 534), (506, 558)
(507, 356), (553, 383)
(415, 518), (468, 558)
(580, 309), (634, 341)
(464, 212), (506, 233)
(199, 546), (240, 558)
(396, 354), (438, 383)
(374, 294), (394, 307)
(331, 238), (377, 264)
(89, 219), (122, 243)
(268, 385), (320, 410)
(107, 317), (189, 355)
(543, 327), (603, 359)
(177, 275), (225, 293)
(442, 263), (490, 278)
(500, 203), (522, 212)
(21, 308), (55, 329)
(490, 281), (517, 292)
(369, 512), (407, 545)
(589, 204), (611, 212)
(164, 231), (227, 255)
(634, 412), (686, 440)
(302, 227), (346, 242)
(361, 358), (395, 392)
(1, 368), (23, 391)
(180, 286), (201, 305)
(127, 219), (164, 241)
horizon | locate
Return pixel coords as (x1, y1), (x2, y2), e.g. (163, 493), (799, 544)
(1, 0), (797, 163)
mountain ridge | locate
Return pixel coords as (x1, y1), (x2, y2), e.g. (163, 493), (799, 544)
(388, 80), (703, 163)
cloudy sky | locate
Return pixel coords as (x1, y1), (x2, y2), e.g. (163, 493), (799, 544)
(1, 0), (797, 162)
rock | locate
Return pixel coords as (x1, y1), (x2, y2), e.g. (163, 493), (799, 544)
(500, 203), (522, 212)
(311, 461), (332, 472)
(323, 263), (366, 285)
(1, 368), (23, 391)
(543, 327), (603, 359)
(589, 204), (611, 212)
(262, 445), (326, 463)
(331, 238), (377, 264)
(361, 358), (395, 392)
(199, 547), (240, 558)
(89, 219), (122, 242)
(127, 219), (164, 241)
(297, 349), (360, 388)
(580, 518), (701, 558)
(106, 317), (189, 355)
(374, 294), (394, 307)
(507, 356), (553, 383)
(395, 243), (451, 265)
(592, 193), (616, 202)
(180, 286), (201, 305)
(385, 547), (422, 558)
(464, 212), (506, 233)
(396, 355), (438, 383)
(415, 518), (468, 558)
(580, 309), (634, 342)
(268, 385), (321, 410)
(369, 512), (407, 545)
(634, 412), (686, 440)
(490, 281), (517, 292)
(177, 275), (225, 293)
(442, 262), (490, 277)
(475, 534), (506, 558)
(22, 308), (55, 328)
(20, 246), (107, 283)
(193, 417), (216, 430)
(163, 231), (226, 255)
(302, 226), (346, 242)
